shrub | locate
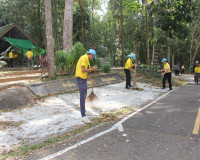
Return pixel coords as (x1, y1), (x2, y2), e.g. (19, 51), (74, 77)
(102, 64), (111, 73)
(90, 56), (101, 68)
(55, 50), (69, 73)
(55, 42), (86, 73)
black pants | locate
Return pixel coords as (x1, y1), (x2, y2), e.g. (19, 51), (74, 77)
(195, 73), (200, 85)
(175, 70), (179, 76)
(124, 69), (131, 88)
(163, 72), (172, 90)
(8, 58), (13, 68)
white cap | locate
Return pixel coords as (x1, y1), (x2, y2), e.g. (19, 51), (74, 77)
(196, 61), (199, 64)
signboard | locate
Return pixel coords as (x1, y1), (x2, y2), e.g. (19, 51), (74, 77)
(28, 73), (123, 96)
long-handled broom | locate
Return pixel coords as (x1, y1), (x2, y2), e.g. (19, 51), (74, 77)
(87, 74), (98, 102)
(132, 66), (137, 88)
(131, 65), (144, 91)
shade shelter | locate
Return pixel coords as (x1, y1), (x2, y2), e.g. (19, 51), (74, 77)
(0, 23), (37, 54)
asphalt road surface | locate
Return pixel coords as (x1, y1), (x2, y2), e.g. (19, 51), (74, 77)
(26, 74), (200, 160)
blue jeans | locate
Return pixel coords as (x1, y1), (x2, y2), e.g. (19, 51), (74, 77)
(77, 77), (87, 117)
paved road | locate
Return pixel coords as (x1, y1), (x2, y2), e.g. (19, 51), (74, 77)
(26, 74), (200, 160)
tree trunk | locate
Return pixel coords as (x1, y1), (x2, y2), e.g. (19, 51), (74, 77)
(120, 0), (125, 67)
(136, 21), (141, 61)
(152, 14), (156, 65)
(145, 0), (150, 65)
(167, 31), (171, 64)
(192, 34), (200, 65)
(79, 0), (84, 45)
(172, 55), (174, 70)
(63, 0), (74, 52)
(190, 24), (195, 66)
(92, 0), (96, 49)
(53, 1), (60, 51)
(167, 0), (170, 64)
(44, 0), (55, 79)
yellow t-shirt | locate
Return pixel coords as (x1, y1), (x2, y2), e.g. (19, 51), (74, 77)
(164, 63), (171, 73)
(75, 54), (91, 79)
(9, 52), (14, 58)
(26, 51), (33, 59)
(125, 58), (133, 69)
(182, 66), (185, 69)
(14, 54), (18, 59)
(195, 67), (200, 73)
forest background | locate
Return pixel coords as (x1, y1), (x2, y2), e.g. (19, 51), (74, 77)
(0, 0), (200, 78)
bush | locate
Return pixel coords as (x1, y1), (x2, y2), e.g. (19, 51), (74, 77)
(55, 42), (86, 73)
(55, 50), (69, 73)
(90, 56), (101, 68)
(138, 65), (161, 78)
(102, 64), (111, 73)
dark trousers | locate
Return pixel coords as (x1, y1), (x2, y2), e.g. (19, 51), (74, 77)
(163, 72), (172, 90)
(77, 77), (87, 117)
(8, 58), (13, 68)
(124, 69), (131, 88)
(181, 69), (185, 74)
(175, 70), (179, 76)
(195, 73), (200, 84)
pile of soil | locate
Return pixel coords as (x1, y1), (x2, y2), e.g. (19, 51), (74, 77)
(0, 86), (36, 110)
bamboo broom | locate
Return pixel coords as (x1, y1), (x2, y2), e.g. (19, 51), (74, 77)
(131, 64), (144, 91)
(132, 65), (137, 88)
(87, 74), (98, 102)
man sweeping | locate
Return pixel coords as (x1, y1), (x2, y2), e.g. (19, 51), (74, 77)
(75, 49), (97, 123)
(124, 54), (137, 89)
(158, 58), (172, 91)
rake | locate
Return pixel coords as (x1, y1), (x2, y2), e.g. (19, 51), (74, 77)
(87, 74), (98, 102)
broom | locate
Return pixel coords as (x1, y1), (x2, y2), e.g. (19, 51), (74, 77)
(87, 74), (98, 102)
(131, 65), (144, 91)
(132, 65), (137, 88)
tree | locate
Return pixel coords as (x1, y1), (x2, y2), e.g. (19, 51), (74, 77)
(63, 0), (74, 52)
(120, 0), (125, 66)
(145, 0), (150, 65)
(44, 0), (55, 79)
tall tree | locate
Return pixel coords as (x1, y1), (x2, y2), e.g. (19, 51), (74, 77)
(44, 0), (55, 78)
(79, 0), (84, 45)
(145, 0), (150, 65)
(63, 0), (74, 52)
(120, 0), (125, 66)
(92, 0), (96, 49)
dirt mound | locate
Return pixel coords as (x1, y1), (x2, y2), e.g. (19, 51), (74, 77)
(0, 86), (36, 110)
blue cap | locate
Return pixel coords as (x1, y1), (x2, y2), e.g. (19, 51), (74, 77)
(161, 58), (167, 62)
(88, 49), (96, 59)
(130, 54), (136, 59)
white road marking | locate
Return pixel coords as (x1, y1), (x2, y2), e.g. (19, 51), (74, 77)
(116, 123), (124, 132)
(39, 90), (174, 160)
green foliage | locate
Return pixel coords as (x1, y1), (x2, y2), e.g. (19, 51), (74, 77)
(55, 50), (69, 73)
(124, 0), (143, 15)
(55, 42), (86, 73)
(90, 56), (101, 68)
(138, 65), (161, 78)
(102, 64), (111, 73)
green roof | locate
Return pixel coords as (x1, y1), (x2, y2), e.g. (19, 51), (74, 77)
(0, 23), (15, 37)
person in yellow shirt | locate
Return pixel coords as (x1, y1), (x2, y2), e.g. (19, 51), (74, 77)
(8, 48), (14, 69)
(124, 54), (137, 89)
(26, 48), (33, 70)
(158, 58), (172, 90)
(195, 63), (200, 85)
(181, 64), (185, 74)
(75, 49), (97, 123)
